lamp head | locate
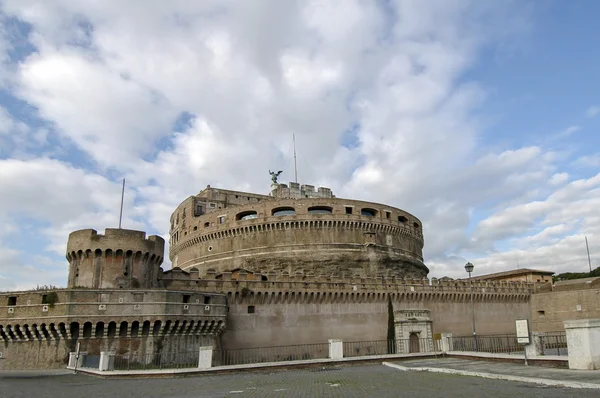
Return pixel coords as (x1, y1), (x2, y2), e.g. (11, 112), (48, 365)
(464, 262), (474, 274)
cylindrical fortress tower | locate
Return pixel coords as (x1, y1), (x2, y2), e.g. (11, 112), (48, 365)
(169, 185), (429, 278)
(66, 229), (165, 289)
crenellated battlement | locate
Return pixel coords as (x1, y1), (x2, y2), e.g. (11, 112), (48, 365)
(67, 228), (164, 254)
(159, 268), (534, 304)
(66, 229), (165, 289)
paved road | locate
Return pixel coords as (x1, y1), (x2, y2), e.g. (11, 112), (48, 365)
(397, 357), (600, 386)
(1, 364), (597, 397)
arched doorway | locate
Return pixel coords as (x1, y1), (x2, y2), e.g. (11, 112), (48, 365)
(409, 332), (420, 353)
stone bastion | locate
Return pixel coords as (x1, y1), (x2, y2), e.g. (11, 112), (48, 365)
(66, 228), (165, 289)
(168, 186), (429, 278)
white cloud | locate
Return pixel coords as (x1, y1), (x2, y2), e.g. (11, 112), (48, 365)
(587, 105), (600, 118)
(0, 0), (596, 288)
(573, 154), (600, 168)
(558, 125), (580, 137)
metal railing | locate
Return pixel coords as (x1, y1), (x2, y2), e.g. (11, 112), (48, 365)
(540, 332), (568, 356)
(212, 342), (329, 366)
(80, 354), (100, 369)
(113, 350), (198, 371)
(452, 335), (523, 354)
(343, 338), (438, 358)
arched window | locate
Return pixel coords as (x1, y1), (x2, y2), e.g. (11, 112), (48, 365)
(236, 210), (258, 221)
(272, 207), (296, 216)
(308, 206), (333, 215)
(131, 321), (139, 338)
(142, 321), (151, 336)
(413, 222), (420, 229)
(119, 321), (128, 337)
(361, 208), (378, 217)
(107, 322), (117, 338)
(95, 322), (104, 338)
(83, 322), (92, 338)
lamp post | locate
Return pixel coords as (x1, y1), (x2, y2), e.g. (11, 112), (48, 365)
(464, 262), (477, 351)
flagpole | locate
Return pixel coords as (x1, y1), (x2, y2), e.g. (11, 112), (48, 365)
(118, 178), (125, 229)
(293, 134), (298, 183)
(585, 236), (592, 273)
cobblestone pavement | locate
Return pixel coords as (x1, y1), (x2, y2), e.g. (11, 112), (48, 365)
(1, 364), (598, 397)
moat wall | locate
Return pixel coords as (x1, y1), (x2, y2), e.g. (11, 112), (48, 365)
(221, 297), (531, 349)
(162, 270), (533, 349)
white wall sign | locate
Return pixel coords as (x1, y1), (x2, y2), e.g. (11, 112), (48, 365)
(515, 319), (530, 344)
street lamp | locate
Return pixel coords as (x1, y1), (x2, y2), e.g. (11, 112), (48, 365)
(464, 262), (478, 351)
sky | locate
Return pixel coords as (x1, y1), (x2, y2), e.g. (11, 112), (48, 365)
(0, 0), (599, 291)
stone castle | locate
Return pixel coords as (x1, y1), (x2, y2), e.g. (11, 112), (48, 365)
(0, 180), (537, 369)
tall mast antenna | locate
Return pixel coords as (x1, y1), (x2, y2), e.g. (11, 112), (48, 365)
(293, 134), (298, 183)
(118, 178), (125, 229)
(585, 236), (592, 273)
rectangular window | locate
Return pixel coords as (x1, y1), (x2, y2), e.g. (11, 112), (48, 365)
(247, 305), (255, 314)
(204, 296), (211, 304)
(385, 211), (391, 219)
(345, 207), (352, 215)
(210, 203), (216, 208)
(183, 208), (186, 218)
(537, 310), (545, 316)
(8, 296), (17, 306)
(183, 295), (191, 303)
(41, 294), (48, 304)
(218, 216), (225, 224)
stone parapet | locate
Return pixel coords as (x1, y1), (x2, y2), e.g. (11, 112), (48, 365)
(0, 288), (227, 343)
(160, 268), (535, 295)
(159, 269), (533, 306)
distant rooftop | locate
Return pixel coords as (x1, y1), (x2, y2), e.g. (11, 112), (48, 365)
(471, 268), (554, 281)
(553, 276), (600, 286)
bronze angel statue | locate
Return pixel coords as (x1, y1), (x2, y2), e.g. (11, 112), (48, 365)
(269, 170), (283, 184)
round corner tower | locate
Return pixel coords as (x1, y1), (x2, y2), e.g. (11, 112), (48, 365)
(66, 228), (165, 289)
(168, 183), (429, 278)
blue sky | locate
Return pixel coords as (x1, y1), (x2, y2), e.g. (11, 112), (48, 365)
(0, 0), (599, 290)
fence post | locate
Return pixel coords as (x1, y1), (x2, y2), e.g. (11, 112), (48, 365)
(525, 332), (543, 357)
(198, 346), (213, 369)
(68, 352), (77, 369)
(328, 339), (343, 359)
(99, 351), (115, 371)
(564, 319), (600, 370)
(440, 333), (453, 353)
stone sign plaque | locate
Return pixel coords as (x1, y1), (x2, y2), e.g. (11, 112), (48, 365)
(515, 319), (530, 344)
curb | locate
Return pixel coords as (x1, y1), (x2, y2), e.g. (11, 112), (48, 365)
(68, 352), (443, 378)
(381, 362), (600, 390)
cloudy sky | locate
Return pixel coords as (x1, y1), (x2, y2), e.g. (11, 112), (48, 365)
(0, 0), (599, 290)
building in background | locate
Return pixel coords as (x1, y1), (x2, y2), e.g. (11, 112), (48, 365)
(471, 268), (554, 284)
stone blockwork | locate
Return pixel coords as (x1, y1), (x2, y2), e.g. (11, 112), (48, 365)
(66, 229), (165, 289)
(0, 289), (226, 369)
(0, 183), (547, 369)
(531, 277), (600, 332)
(169, 184), (428, 278)
(160, 268), (533, 349)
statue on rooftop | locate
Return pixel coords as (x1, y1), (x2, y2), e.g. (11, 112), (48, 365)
(269, 170), (283, 184)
